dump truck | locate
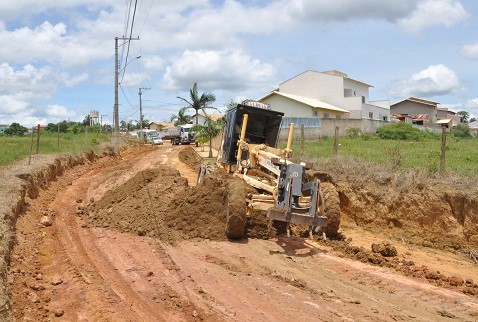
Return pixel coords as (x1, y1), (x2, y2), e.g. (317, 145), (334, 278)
(169, 124), (195, 145)
(198, 100), (340, 239)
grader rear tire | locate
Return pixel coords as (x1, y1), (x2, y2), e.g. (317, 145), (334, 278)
(225, 177), (246, 239)
(321, 182), (341, 237)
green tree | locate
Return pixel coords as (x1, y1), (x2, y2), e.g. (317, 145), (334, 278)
(192, 115), (223, 158)
(457, 110), (470, 123)
(470, 117), (476, 123)
(46, 123), (57, 132)
(177, 83), (216, 125)
(82, 114), (91, 127)
(170, 107), (192, 126)
(4, 122), (28, 136)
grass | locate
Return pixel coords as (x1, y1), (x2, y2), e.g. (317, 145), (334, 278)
(0, 131), (112, 167)
(286, 135), (478, 178)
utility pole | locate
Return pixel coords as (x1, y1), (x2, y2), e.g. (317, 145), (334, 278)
(114, 36), (140, 136)
(138, 87), (151, 141)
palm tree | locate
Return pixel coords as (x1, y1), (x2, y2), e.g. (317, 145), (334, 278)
(192, 115), (223, 158)
(170, 107), (192, 126)
(177, 83), (216, 125)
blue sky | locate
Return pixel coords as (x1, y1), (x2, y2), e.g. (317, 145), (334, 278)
(0, 0), (477, 127)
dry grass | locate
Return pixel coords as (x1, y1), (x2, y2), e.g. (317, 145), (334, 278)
(299, 155), (478, 199)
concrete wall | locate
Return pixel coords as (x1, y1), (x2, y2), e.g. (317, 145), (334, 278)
(278, 118), (387, 141)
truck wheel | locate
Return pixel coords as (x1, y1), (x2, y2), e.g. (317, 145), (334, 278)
(320, 182), (341, 237)
(225, 177), (246, 239)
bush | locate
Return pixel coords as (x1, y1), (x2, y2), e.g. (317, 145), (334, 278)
(376, 122), (422, 140)
(451, 124), (472, 139)
(346, 127), (361, 138)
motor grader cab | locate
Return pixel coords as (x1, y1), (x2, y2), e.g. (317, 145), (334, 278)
(200, 100), (340, 239)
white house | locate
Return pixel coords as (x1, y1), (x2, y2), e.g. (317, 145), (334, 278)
(259, 70), (390, 121)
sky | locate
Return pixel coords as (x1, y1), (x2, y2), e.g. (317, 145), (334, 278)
(0, 0), (477, 127)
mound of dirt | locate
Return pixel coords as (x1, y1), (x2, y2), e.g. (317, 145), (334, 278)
(178, 146), (203, 170)
(86, 162), (278, 243)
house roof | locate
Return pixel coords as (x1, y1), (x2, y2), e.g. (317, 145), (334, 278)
(436, 119), (452, 124)
(192, 112), (224, 121)
(260, 91), (350, 113)
(321, 70), (373, 87)
(392, 97), (439, 107)
(437, 107), (456, 115)
(150, 121), (175, 129)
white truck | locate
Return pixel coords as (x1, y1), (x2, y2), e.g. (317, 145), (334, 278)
(169, 123), (195, 145)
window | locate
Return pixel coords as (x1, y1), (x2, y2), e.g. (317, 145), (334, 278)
(312, 110), (318, 116)
(353, 91), (356, 96)
(336, 115), (341, 119)
(369, 112), (373, 119)
(323, 113), (329, 119)
(383, 116), (388, 121)
(362, 96), (366, 103)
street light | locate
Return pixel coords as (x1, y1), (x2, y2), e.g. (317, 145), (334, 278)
(113, 36), (140, 137)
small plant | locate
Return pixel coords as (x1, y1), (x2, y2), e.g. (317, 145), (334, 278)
(388, 147), (402, 168)
(346, 127), (361, 138)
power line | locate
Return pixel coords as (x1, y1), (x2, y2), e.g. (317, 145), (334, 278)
(123, 0), (139, 80)
(139, 0), (155, 34)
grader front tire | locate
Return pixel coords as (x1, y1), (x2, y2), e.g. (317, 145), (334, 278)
(225, 178), (246, 239)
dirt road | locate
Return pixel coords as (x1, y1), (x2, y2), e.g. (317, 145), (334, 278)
(8, 144), (478, 321)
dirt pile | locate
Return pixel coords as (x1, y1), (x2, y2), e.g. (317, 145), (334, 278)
(86, 162), (275, 243)
(178, 146), (203, 170)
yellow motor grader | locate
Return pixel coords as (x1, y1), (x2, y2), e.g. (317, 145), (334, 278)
(198, 100), (340, 239)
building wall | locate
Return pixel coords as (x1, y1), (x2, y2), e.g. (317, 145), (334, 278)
(277, 118), (387, 141)
(279, 71), (344, 104)
(277, 70), (390, 119)
(391, 101), (437, 122)
(261, 95), (344, 118)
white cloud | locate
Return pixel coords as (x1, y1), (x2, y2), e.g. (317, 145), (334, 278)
(466, 98), (478, 109)
(161, 49), (276, 92)
(460, 43), (478, 60)
(398, 0), (468, 33)
(388, 64), (463, 98)
(43, 104), (73, 118)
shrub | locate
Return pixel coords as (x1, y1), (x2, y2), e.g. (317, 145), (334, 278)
(346, 127), (361, 138)
(376, 122), (422, 141)
(451, 124), (472, 139)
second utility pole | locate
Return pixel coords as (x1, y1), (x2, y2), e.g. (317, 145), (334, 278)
(138, 87), (151, 141)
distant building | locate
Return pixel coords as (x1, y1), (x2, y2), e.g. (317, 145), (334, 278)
(390, 97), (438, 124)
(259, 70), (390, 121)
(191, 112), (224, 126)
